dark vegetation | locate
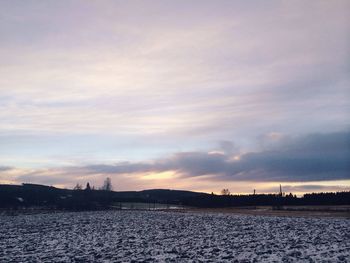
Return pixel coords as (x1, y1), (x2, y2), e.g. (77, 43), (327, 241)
(0, 183), (349, 211)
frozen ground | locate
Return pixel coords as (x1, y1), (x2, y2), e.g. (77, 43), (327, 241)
(0, 210), (349, 262)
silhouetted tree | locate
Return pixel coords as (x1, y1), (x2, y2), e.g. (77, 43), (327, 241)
(221, 189), (230, 195)
(101, 177), (113, 191)
(85, 182), (91, 191)
(74, 183), (82, 190)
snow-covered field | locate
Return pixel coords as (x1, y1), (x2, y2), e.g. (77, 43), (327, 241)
(0, 210), (349, 262)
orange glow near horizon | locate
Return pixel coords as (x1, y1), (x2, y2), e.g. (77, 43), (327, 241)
(1, 167), (349, 196)
(140, 171), (177, 180)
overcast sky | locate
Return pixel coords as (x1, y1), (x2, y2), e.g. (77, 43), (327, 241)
(0, 0), (349, 194)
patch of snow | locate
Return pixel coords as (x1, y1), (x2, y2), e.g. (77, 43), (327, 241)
(16, 197), (24, 202)
(0, 211), (349, 262)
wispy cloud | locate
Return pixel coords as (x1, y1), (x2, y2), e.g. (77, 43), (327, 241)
(1, 1), (349, 138)
(0, 1), (349, 191)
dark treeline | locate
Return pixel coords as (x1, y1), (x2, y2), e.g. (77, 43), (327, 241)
(0, 184), (114, 211)
(183, 192), (350, 208)
(0, 184), (202, 211)
(0, 183), (349, 210)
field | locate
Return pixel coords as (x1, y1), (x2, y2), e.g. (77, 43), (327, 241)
(1, 210), (349, 262)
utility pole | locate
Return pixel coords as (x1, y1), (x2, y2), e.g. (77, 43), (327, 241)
(279, 184), (283, 197)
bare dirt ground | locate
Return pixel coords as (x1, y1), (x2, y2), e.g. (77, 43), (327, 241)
(1, 210), (349, 262)
(168, 206), (350, 219)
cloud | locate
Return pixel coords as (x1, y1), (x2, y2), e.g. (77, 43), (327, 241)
(218, 140), (239, 155)
(58, 131), (350, 182)
(263, 184), (350, 194)
(0, 166), (12, 172)
(0, 0), (349, 141)
(1, 131), (349, 194)
(0, 2), (349, 192)
(1, 131), (349, 188)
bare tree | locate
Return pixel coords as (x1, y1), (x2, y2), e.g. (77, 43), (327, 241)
(221, 188), (230, 195)
(102, 177), (113, 191)
(74, 183), (82, 190)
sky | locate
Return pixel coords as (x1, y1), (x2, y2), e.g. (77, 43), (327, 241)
(0, 0), (349, 194)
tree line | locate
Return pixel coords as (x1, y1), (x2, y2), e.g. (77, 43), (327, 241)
(0, 182), (349, 211)
(73, 177), (113, 191)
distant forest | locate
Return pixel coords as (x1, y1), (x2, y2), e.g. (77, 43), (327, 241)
(0, 183), (349, 211)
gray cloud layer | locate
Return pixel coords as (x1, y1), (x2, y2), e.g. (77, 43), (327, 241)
(0, 166), (12, 172)
(78, 131), (350, 182)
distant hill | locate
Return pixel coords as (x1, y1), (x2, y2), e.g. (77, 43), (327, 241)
(0, 184), (208, 210)
(0, 184), (349, 210)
